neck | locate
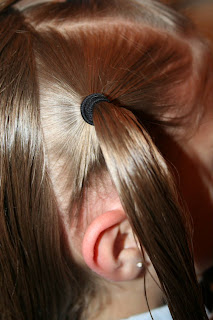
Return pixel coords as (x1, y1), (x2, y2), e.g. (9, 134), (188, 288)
(87, 266), (164, 320)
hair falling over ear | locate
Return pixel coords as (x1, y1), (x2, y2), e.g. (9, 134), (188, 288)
(0, 0), (210, 320)
(94, 102), (207, 320)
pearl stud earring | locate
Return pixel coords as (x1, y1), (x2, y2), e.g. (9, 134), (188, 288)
(136, 262), (143, 268)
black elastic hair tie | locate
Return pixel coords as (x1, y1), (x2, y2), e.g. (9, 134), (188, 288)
(80, 93), (110, 126)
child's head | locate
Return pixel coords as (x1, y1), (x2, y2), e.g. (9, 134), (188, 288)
(0, 1), (211, 319)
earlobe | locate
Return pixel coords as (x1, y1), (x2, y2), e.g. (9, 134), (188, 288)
(82, 209), (144, 281)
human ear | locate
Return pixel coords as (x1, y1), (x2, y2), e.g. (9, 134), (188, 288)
(82, 210), (143, 281)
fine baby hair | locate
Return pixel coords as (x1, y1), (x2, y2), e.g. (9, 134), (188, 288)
(0, 0), (210, 319)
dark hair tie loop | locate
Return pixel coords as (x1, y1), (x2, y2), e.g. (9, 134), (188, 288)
(80, 93), (110, 126)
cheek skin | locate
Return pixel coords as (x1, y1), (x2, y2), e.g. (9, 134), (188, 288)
(174, 147), (213, 275)
(156, 121), (213, 275)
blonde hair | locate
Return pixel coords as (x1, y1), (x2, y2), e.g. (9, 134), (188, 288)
(0, 1), (209, 319)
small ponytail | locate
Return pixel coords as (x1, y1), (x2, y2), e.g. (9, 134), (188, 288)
(0, 1), (209, 319)
(93, 102), (207, 320)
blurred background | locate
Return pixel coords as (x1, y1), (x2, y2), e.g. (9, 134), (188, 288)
(163, 0), (213, 49)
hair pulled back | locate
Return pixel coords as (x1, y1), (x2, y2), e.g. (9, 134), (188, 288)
(0, 1), (209, 320)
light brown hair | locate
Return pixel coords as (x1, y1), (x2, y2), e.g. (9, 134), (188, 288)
(0, 1), (209, 319)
